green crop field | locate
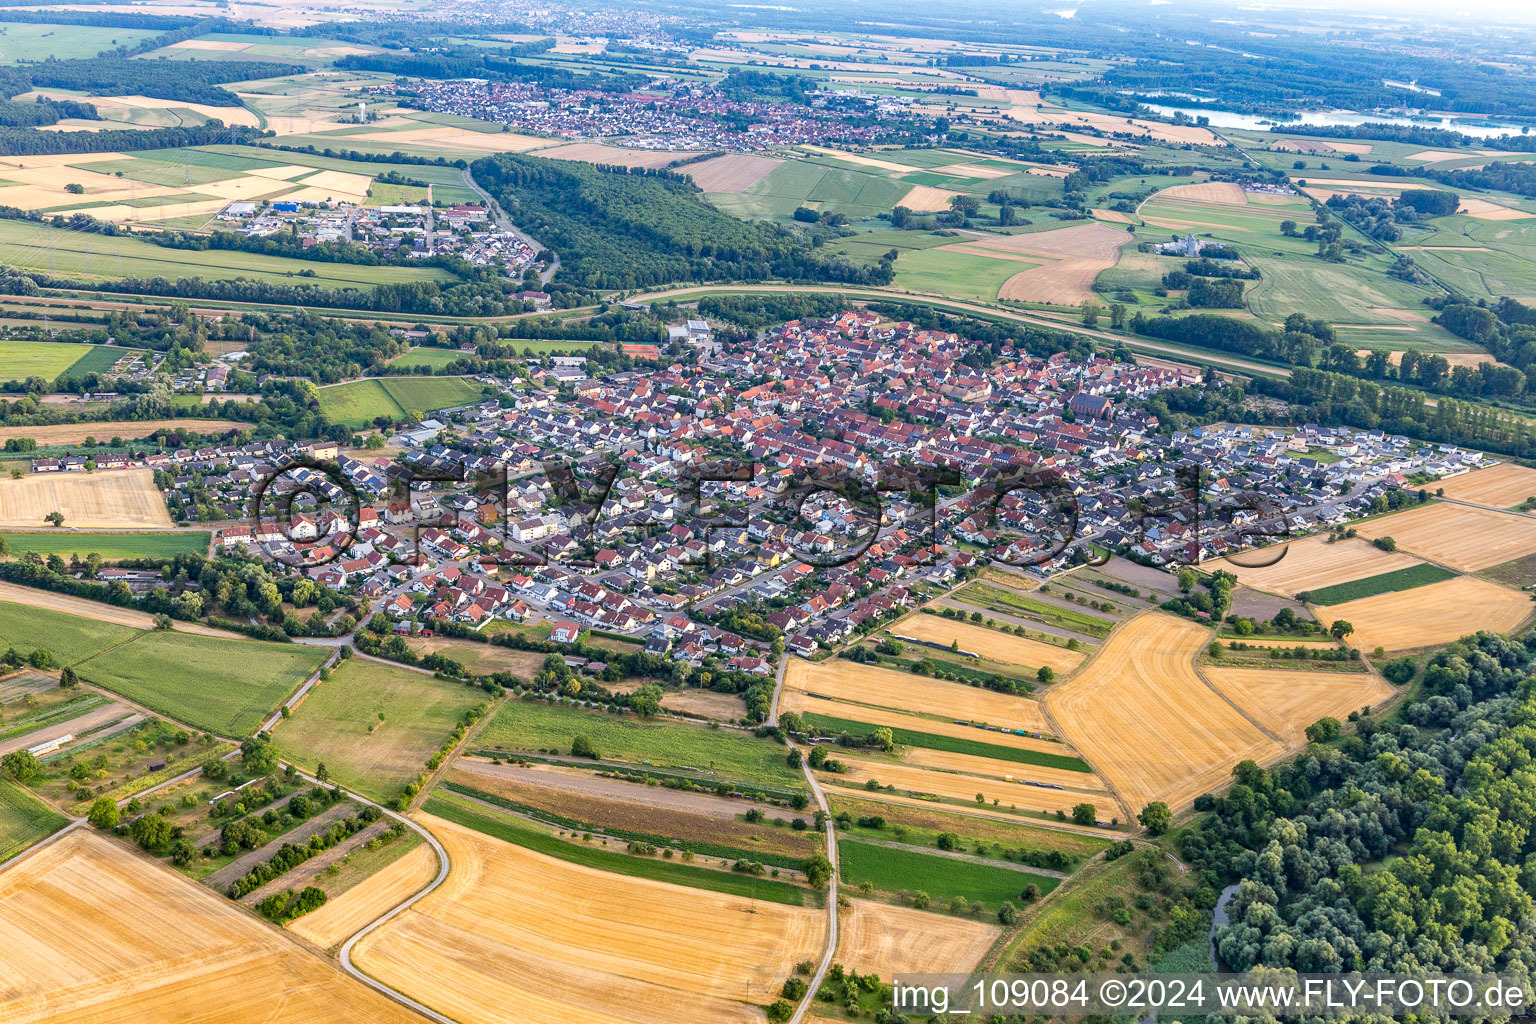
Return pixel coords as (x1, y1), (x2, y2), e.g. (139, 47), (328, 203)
(75, 630), (327, 736)
(0, 219), (458, 290)
(317, 375), (482, 427)
(0, 780), (67, 863)
(1303, 562), (1459, 605)
(839, 838), (1058, 910)
(0, 599), (138, 664)
(0, 22), (158, 61)
(276, 657), (485, 801)
(708, 156), (908, 222)
(0, 340), (126, 382)
(893, 247), (1031, 302)
(478, 697), (804, 790)
(800, 711), (1088, 771)
(0, 531), (209, 561)
(957, 583), (1114, 637)
(424, 791), (810, 905)
(830, 794), (1108, 862)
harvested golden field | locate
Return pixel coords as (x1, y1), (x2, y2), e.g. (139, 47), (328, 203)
(1317, 575), (1532, 652)
(1202, 666), (1394, 745)
(1435, 463), (1536, 507)
(781, 657), (1051, 733)
(890, 614), (1084, 672)
(537, 143), (698, 168)
(900, 746), (1108, 791)
(0, 419), (231, 446)
(1354, 502), (1536, 571)
(0, 830), (418, 1024)
(832, 757), (1094, 815)
(1458, 198), (1535, 220)
(352, 813), (825, 1024)
(349, 126), (548, 153)
(1213, 535), (1424, 595)
(799, 145), (913, 172)
(785, 691), (1067, 756)
(0, 468), (170, 528)
(1046, 613), (1283, 813)
(1093, 208), (1135, 224)
(837, 899), (999, 977)
(288, 843), (438, 950)
(967, 222), (1131, 305)
(898, 184), (963, 211)
(686, 153), (783, 192)
(1157, 182), (1248, 204)
(973, 221), (1131, 260)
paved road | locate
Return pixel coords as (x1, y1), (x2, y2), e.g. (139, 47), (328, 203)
(461, 166), (560, 286)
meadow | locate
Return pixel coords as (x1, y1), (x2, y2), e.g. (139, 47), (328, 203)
(476, 697), (805, 790)
(74, 630), (328, 736)
(276, 657), (486, 801)
(0, 340), (127, 383)
(0, 218), (457, 289)
(892, 246), (1034, 302)
(0, 779), (67, 864)
(0, 530), (209, 561)
(838, 838), (1058, 911)
(316, 376), (482, 427)
(0, 22), (157, 61)
(0, 599), (138, 663)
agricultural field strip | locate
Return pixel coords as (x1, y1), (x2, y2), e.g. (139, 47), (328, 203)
(1045, 612), (1284, 814)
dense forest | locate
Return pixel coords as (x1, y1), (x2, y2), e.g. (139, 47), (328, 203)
(337, 49), (642, 92)
(0, 122), (261, 156)
(1192, 630), (1536, 979)
(1272, 122), (1536, 154)
(14, 58), (300, 107)
(471, 153), (894, 290)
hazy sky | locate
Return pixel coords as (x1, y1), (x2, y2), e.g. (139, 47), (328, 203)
(1230, 0), (1536, 21)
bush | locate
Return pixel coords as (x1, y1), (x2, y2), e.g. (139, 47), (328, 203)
(570, 734), (598, 759)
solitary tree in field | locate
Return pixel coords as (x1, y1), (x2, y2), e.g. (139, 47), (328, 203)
(1138, 801), (1172, 836)
(1330, 620), (1355, 641)
(44, 511), (64, 528)
(1072, 802), (1097, 826)
(315, 762), (331, 784)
